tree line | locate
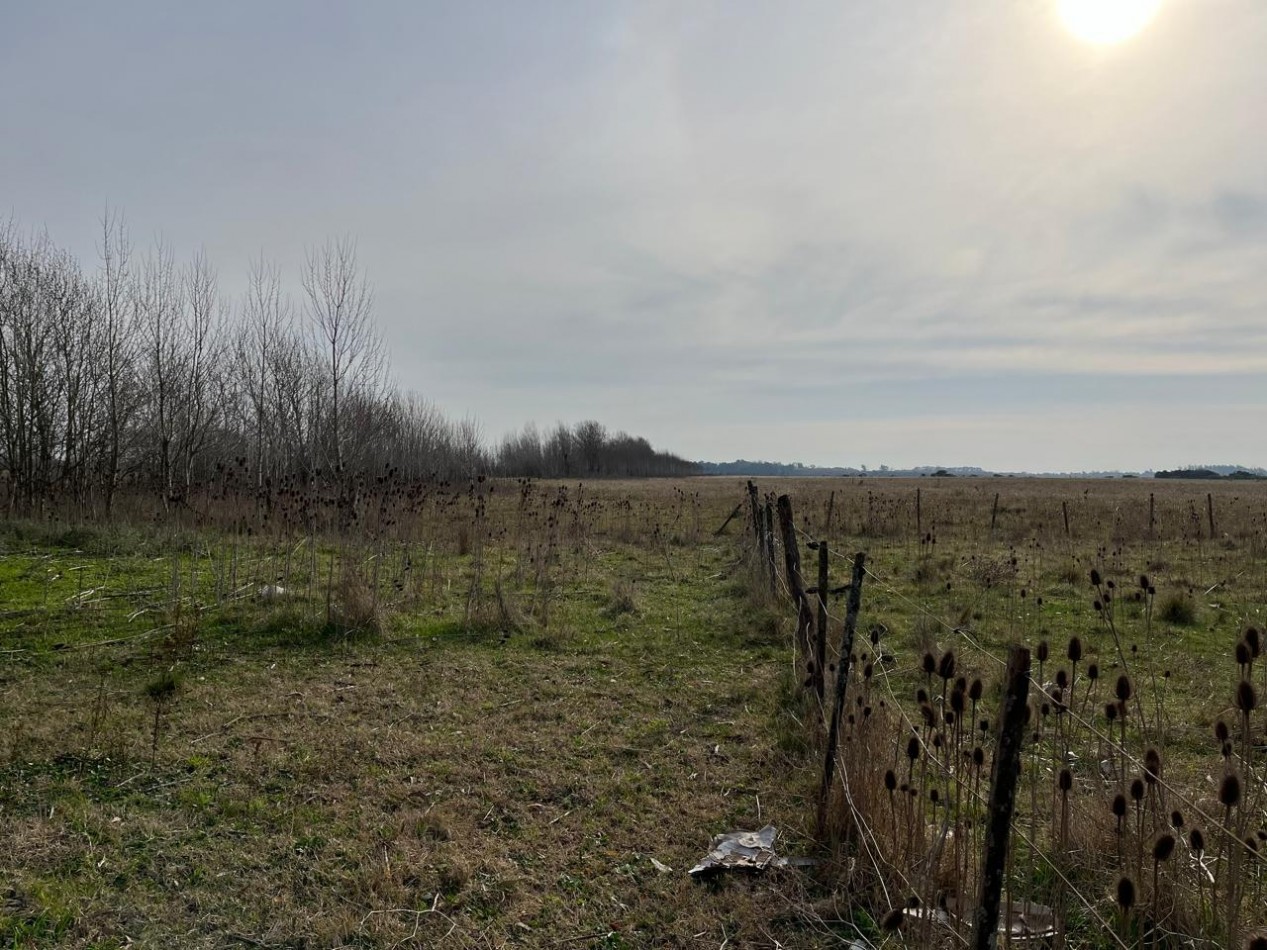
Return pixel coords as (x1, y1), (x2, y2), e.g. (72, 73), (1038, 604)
(0, 213), (695, 517)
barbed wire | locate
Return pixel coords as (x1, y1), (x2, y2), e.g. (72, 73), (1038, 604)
(753, 510), (1263, 943)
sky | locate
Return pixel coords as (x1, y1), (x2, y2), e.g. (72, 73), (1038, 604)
(3, 0), (1266, 472)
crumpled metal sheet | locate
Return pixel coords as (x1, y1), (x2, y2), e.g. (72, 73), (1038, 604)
(689, 825), (785, 877)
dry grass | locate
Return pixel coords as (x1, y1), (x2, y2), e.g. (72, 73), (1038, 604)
(6, 474), (1267, 948)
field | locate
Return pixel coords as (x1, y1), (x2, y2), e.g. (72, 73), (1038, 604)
(3, 476), (1267, 948)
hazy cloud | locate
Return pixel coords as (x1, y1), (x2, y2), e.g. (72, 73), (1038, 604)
(3, 0), (1266, 469)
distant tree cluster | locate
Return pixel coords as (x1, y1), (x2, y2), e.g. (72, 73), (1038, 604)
(494, 421), (697, 478)
(0, 214), (691, 516)
(1154, 468), (1265, 480)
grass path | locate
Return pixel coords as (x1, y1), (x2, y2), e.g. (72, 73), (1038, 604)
(2, 540), (836, 948)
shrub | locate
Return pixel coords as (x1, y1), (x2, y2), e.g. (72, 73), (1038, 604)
(1158, 591), (1197, 626)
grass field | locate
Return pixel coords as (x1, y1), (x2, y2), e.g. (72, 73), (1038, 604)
(3, 476), (1267, 948)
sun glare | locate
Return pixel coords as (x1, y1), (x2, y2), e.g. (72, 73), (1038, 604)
(1058, 0), (1162, 45)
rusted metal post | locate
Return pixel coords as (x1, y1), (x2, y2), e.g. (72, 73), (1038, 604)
(817, 552), (866, 837)
(972, 644), (1032, 950)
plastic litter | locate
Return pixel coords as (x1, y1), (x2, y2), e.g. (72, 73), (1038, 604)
(689, 825), (814, 877)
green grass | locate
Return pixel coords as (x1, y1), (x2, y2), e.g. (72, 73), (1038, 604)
(5, 476), (1267, 947)
(0, 520), (829, 948)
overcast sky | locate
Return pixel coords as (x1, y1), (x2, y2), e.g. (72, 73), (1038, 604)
(4, 1), (1266, 471)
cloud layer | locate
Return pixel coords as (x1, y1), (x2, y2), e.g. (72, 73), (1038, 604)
(4, 1), (1265, 469)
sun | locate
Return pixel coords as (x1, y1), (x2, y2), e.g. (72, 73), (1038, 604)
(1058, 0), (1163, 45)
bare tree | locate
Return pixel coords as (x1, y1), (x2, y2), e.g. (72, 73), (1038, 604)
(96, 207), (141, 515)
(301, 236), (382, 472)
(135, 238), (183, 501)
(173, 249), (226, 491)
(235, 254), (292, 484)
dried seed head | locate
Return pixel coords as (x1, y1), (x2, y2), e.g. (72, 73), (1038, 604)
(938, 650), (956, 680)
(906, 736), (921, 761)
(1171, 810), (1184, 830)
(1216, 720), (1230, 742)
(1105, 702), (1118, 723)
(1087, 663), (1099, 682)
(1091, 568), (1102, 587)
(1037, 640), (1049, 664)
(922, 653), (937, 675)
(969, 678), (983, 702)
(1067, 637), (1083, 663)
(1153, 834), (1176, 862)
(1112, 794), (1127, 818)
(1115, 675), (1132, 703)
(1247, 627), (1262, 658)
(880, 907), (905, 932)
(1131, 779), (1145, 802)
(972, 747), (985, 767)
(1055, 669), (1068, 690)
(1144, 749), (1161, 784)
(1221, 774), (1242, 809)
(1116, 877), (1135, 910)
(1190, 829), (1205, 854)
(1237, 680), (1257, 714)
(885, 769), (897, 792)
(1237, 642), (1251, 666)
(1059, 769), (1072, 792)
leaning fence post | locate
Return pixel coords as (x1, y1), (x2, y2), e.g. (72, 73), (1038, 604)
(972, 644), (1032, 950)
(816, 551), (866, 837)
(776, 494), (815, 684)
(1207, 492), (1216, 539)
(815, 541), (829, 701)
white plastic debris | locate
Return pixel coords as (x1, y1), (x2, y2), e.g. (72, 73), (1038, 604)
(689, 825), (785, 877)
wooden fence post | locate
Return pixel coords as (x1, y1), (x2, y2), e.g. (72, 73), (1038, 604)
(990, 492), (1000, 539)
(1148, 492), (1155, 538)
(747, 481), (762, 551)
(762, 501), (777, 595)
(817, 551), (866, 837)
(1208, 492), (1216, 539)
(816, 542), (829, 701)
(971, 644), (1032, 950)
(776, 494), (815, 684)
(916, 487), (922, 538)
(1062, 500), (1070, 538)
